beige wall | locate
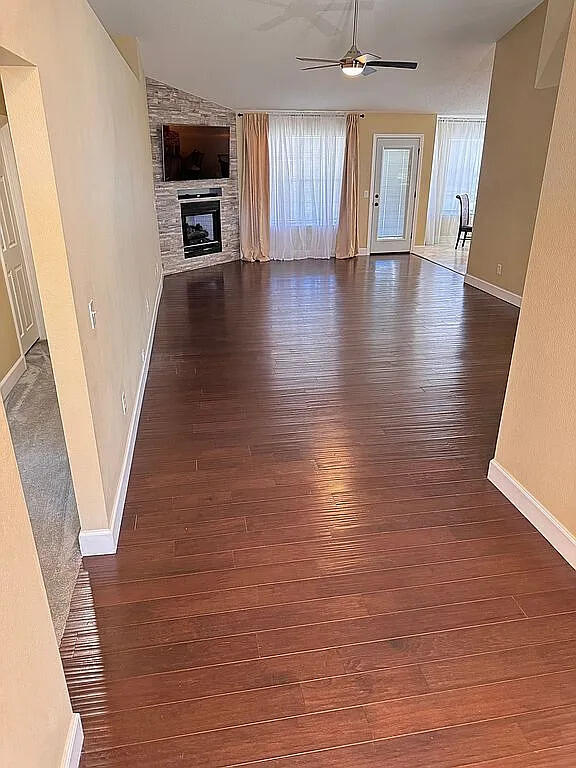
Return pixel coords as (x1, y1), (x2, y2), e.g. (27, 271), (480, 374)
(494, 2), (576, 534)
(0, 400), (74, 766)
(358, 112), (437, 248)
(536, 0), (573, 88)
(1, 0), (161, 530)
(466, 2), (558, 297)
(0, 2), (161, 763)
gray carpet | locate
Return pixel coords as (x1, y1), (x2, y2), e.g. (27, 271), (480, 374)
(6, 341), (81, 643)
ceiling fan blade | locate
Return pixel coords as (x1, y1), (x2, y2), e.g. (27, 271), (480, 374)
(301, 64), (341, 71)
(296, 57), (341, 64)
(357, 53), (382, 63)
(369, 60), (419, 69)
(362, 66), (377, 76)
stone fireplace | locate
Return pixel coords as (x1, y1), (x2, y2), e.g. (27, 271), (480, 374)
(146, 78), (240, 274)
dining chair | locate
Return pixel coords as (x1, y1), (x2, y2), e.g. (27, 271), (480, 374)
(456, 193), (473, 248)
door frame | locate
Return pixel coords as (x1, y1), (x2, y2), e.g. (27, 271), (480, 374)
(366, 133), (424, 255)
(0, 117), (46, 344)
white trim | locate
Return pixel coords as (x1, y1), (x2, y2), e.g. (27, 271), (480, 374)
(358, 247), (369, 256)
(60, 713), (83, 768)
(366, 133), (424, 254)
(488, 460), (576, 571)
(464, 274), (522, 307)
(0, 354), (26, 400)
(79, 277), (163, 556)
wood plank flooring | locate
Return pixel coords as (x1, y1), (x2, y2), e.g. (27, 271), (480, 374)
(61, 255), (576, 767)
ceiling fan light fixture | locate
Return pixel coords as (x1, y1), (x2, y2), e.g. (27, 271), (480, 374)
(297, 0), (418, 78)
(341, 60), (365, 77)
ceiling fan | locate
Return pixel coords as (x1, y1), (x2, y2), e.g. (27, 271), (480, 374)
(297, 0), (418, 77)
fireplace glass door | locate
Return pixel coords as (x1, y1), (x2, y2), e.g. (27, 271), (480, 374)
(181, 200), (222, 257)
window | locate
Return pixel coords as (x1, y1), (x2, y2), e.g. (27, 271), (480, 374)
(440, 134), (485, 217)
(271, 135), (345, 227)
(426, 117), (486, 245)
(377, 148), (412, 239)
(269, 114), (346, 260)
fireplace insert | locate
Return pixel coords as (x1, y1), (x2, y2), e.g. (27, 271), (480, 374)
(180, 199), (222, 257)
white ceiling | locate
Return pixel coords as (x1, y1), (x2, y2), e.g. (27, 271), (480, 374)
(88, 0), (541, 113)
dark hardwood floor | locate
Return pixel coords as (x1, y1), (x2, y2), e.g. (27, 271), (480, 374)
(62, 255), (576, 767)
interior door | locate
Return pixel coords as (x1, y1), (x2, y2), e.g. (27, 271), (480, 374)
(0, 128), (39, 354)
(370, 136), (420, 254)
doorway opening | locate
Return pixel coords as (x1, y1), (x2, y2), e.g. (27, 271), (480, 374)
(414, 116), (486, 275)
(0, 84), (80, 643)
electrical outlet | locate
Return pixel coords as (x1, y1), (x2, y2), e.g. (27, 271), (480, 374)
(363, 190), (370, 199)
(141, 348), (146, 364)
(121, 391), (127, 416)
(145, 296), (150, 313)
(497, 264), (503, 276)
(88, 299), (97, 330)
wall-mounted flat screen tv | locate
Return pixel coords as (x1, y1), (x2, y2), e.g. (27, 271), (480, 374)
(162, 124), (231, 182)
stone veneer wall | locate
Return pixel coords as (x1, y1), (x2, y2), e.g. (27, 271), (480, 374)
(146, 78), (240, 274)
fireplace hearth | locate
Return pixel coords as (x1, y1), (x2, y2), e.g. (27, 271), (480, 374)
(179, 188), (223, 258)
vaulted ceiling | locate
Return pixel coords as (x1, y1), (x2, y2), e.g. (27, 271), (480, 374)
(88, 0), (542, 113)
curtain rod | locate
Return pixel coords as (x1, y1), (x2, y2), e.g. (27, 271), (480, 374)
(237, 111), (365, 118)
(437, 116), (486, 122)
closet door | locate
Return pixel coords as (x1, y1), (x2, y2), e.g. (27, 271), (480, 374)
(0, 125), (39, 353)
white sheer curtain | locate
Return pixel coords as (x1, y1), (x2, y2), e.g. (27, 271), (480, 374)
(426, 117), (486, 245)
(269, 114), (346, 260)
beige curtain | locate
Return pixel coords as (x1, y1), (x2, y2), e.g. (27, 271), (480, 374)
(335, 113), (360, 260)
(240, 113), (270, 262)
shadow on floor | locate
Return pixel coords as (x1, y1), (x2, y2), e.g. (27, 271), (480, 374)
(6, 341), (81, 643)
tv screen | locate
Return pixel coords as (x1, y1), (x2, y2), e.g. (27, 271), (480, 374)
(162, 124), (231, 182)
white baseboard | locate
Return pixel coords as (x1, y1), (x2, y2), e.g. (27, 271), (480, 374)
(0, 355), (26, 400)
(60, 713), (83, 768)
(358, 247), (369, 256)
(79, 278), (163, 556)
(78, 527), (117, 556)
(488, 459), (576, 571)
(464, 274), (522, 307)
